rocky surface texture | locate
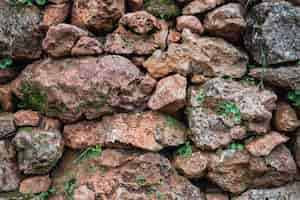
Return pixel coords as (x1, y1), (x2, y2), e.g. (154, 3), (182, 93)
(1, 0), (300, 199)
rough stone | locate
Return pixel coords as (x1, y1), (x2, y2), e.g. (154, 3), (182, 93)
(0, 113), (16, 139)
(274, 102), (300, 132)
(245, 131), (289, 156)
(14, 110), (41, 127)
(187, 78), (277, 150)
(176, 15), (204, 34)
(63, 111), (186, 151)
(42, 23), (89, 57)
(143, 30), (248, 78)
(0, 1), (43, 60)
(0, 68), (18, 84)
(168, 30), (181, 43)
(13, 128), (64, 174)
(0, 85), (14, 112)
(294, 130), (300, 168)
(0, 140), (20, 192)
(148, 74), (187, 113)
(71, 37), (103, 56)
(244, 2), (300, 64)
(144, 0), (180, 19)
(51, 149), (203, 199)
(12, 56), (155, 122)
(105, 12), (168, 55)
(204, 3), (246, 43)
(42, 3), (69, 29)
(73, 185), (95, 200)
(250, 65), (300, 90)
(71, 0), (125, 34)
(182, 0), (224, 15)
(19, 175), (51, 194)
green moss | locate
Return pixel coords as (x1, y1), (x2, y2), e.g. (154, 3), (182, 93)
(18, 81), (48, 112)
(176, 141), (193, 157)
(144, 0), (181, 20)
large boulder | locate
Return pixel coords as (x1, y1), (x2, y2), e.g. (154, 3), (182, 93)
(105, 11), (168, 55)
(0, 140), (20, 192)
(186, 78), (277, 150)
(13, 128), (64, 174)
(0, 1), (43, 60)
(71, 0), (125, 34)
(143, 30), (248, 78)
(63, 111), (186, 151)
(51, 149), (203, 199)
(244, 2), (300, 65)
(11, 55), (156, 122)
(233, 181), (300, 200)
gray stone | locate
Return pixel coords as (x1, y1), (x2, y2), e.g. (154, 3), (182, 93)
(0, 113), (16, 139)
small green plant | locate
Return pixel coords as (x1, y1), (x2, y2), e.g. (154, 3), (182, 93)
(136, 175), (146, 185)
(10, 0), (47, 6)
(73, 145), (102, 164)
(176, 141), (192, 157)
(196, 90), (205, 106)
(288, 89), (300, 106)
(38, 187), (56, 200)
(217, 100), (241, 122)
(165, 115), (179, 128)
(87, 166), (96, 176)
(240, 76), (257, 86)
(0, 57), (13, 69)
(62, 181), (76, 200)
(228, 142), (244, 151)
(18, 81), (48, 112)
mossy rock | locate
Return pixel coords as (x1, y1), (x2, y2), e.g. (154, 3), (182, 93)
(144, 0), (181, 19)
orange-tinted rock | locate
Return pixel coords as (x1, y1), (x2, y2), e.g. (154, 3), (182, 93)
(14, 110), (41, 127)
(71, 36), (103, 56)
(245, 131), (289, 156)
(148, 74), (187, 113)
(43, 3), (70, 29)
(19, 175), (51, 194)
(274, 102), (300, 132)
(176, 15), (204, 34)
(167, 30), (181, 44)
(63, 111), (186, 151)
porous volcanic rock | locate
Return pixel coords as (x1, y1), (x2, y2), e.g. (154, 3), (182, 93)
(51, 149), (204, 199)
(63, 111), (186, 151)
(11, 55), (156, 122)
(244, 2), (300, 64)
(186, 78), (277, 150)
(71, 0), (125, 34)
(71, 36), (103, 56)
(0, 1), (43, 59)
(13, 128), (64, 174)
(143, 30), (248, 78)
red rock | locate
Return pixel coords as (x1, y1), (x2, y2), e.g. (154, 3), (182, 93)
(274, 102), (300, 132)
(183, 0), (225, 15)
(43, 23), (89, 57)
(168, 30), (181, 43)
(71, 0), (125, 34)
(63, 111), (186, 151)
(206, 193), (229, 200)
(204, 3), (246, 43)
(0, 85), (14, 111)
(19, 175), (51, 194)
(14, 110), (41, 127)
(71, 36), (103, 56)
(173, 151), (209, 178)
(148, 74), (187, 113)
(42, 3), (69, 29)
(73, 185), (95, 200)
(245, 131), (289, 156)
(176, 15), (204, 34)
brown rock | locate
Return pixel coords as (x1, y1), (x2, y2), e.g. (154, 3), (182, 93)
(42, 23), (89, 57)
(105, 12), (168, 55)
(71, 36), (103, 56)
(0, 113), (16, 139)
(206, 193), (229, 200)
(183, 0), (225, 15)
(168, 30), (181, 44)
(204, 3), (246, 43)
(73, 185), (95, 200)
(42, 3), (70, 29)
(63, 111), (186, 151)
(51, 149), (203, 199)
(14, 110), (41, 127)
(173, 151), (209, 178)
(71, 0), (125, 34)
(0, 85), (14, 111)
(245, 131), (289, 156)
(12, 56), (154, 122)
(143, 30), (248, 78)
(176, 15), (204, 34)
(0, 68), (18, 84)
(274, 102), (300, 132)
(19, 175), (51, 194)
(0, 1), (43, 60)
(148, 74), (187, 113)
(0, 140), (20, 192)
(127, 0), (143, 11)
